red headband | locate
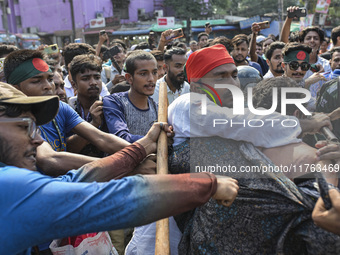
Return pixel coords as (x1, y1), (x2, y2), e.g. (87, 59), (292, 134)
(186, 44), (235, 83)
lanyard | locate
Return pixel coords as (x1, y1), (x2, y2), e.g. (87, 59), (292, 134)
(39, 119), (66, 151)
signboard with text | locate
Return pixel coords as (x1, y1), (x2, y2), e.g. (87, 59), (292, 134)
(89, 18), (106, 28)
(157, 17), (175, 27)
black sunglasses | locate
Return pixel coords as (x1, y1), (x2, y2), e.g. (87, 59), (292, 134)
(286, 61), (310, 71)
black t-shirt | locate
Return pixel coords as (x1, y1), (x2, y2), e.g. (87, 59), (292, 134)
(320, 51), (331, 60)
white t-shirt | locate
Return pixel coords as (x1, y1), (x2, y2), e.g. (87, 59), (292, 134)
(152, 75), (190, 105)
(168, 92), (302, 147)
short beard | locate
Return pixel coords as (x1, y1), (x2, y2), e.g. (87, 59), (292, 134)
(0, 136), (15, 166)
(168, 70), (184, 91)
(233, 57), (246, 64)
(273, 69), (284, 74)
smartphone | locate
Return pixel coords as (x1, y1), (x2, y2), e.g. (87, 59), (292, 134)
(100, 30), (106, 35)
(258, 21), (270, 29)
(43, 44), (59, 54)
(103, 45), (121, 60)
(287, 8), (307, 18)
(165, 28), (184, 40)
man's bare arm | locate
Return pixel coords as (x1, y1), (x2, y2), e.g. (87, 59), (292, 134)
(280, 6), (299, 43)
(312, 189), (340, 235)
(249, 23), (260, 62)
(36, 141), (98, 176)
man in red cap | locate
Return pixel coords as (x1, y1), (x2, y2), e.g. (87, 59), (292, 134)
(170, 44), (329, 147)
(166, 44), (340, 254)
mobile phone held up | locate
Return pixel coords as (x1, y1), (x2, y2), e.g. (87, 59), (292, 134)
(43, 44), (59, 54)
(287, 8), (307, 18)
(165, 28), (184, 40)
(258, 21), (270, 29)
(103, 45), (121, 60)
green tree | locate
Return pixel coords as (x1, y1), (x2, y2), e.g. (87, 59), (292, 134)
(164, 0), (213, 19)
(211, 0), (298, 18)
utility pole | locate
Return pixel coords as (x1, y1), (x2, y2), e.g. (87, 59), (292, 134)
(1, 0), (9, 38)
(69, 0), (76, 42)
(278, 0), (284, 33)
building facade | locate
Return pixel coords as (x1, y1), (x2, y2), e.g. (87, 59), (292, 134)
(0, 0), (165, 46)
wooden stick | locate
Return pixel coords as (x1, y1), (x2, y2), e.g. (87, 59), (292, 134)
(155, 81), (170, 255)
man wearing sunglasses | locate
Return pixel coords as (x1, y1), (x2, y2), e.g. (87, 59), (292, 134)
(282, 42), (326, 96)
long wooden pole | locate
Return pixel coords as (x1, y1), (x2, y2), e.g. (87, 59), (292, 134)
(155, 81), (170, 255)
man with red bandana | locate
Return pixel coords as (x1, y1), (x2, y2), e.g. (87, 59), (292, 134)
(3, 49), (154, 177)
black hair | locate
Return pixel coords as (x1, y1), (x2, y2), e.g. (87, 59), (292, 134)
(45, 59), (59, 73)
(330, 46), (340, 58)
(211, 36), (233, 53)
(164, 47), (186, 64)
(0, 45), (19, 58)
(265, 42), (285, 60)
(198, 32), (209, 42)
(299, 26), (325, 44)
(62, 43), (96, 69)
(331, 26), (340, 46)
(134, 42), (150, 50)
(110, 39), (127, 51)
(69, 54), (102, 81)
(125, 50), (156, 75)
(0, 103), (33, 118)
(231, 34), (249, 47)
(150, 50), (164, 62)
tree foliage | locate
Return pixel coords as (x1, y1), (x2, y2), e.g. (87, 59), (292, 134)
(165, 0), (340, 25)
(164, 0), (213, 19)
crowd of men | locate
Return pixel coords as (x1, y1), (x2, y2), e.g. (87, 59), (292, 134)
(2, 5), (340, 255)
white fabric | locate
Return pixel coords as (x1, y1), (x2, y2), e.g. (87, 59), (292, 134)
(151, 75), (190, 105)
(168, 92), (302, 147)
(64, 75), (74, 98)
(101, 64), (126, 92)
(64, 75), (109, 98)
(125, 217), (181, 255)
(263, 70), (275, 79)
(304, 56), (331, 80)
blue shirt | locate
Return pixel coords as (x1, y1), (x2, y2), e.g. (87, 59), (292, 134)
(103, 91), (158, 143)
(0, 163), (162, 255)
(39, 101), (84, 151)
(249, 60), (263, 76)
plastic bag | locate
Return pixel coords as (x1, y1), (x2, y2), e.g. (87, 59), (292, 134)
(49, 231), (118, 255)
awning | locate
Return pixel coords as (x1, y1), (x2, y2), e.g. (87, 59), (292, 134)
(83, 29), (114, 35)
(111, 29), (150, 36)
(192, 25), (238, 32)
(150, 24), (182, 32)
